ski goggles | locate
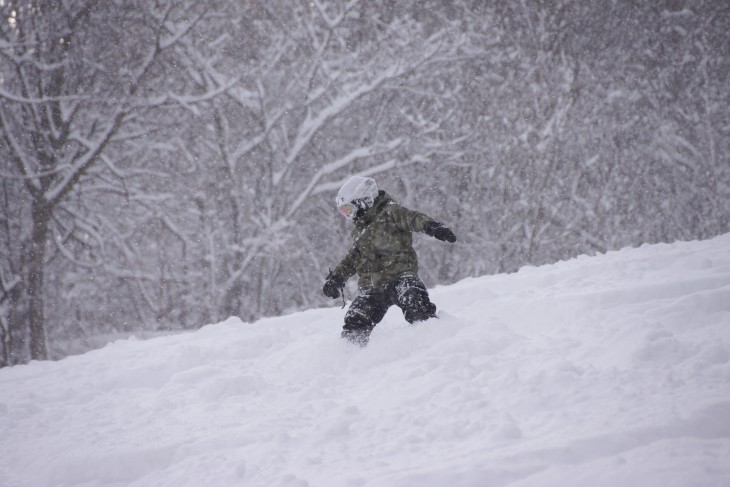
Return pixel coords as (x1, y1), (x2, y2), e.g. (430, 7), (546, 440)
(338, 203), (357, 218)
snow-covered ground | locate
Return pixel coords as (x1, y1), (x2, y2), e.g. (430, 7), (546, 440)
(2, 234), (730, 487)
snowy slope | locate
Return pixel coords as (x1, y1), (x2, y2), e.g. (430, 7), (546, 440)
(1, 235), (730, 487)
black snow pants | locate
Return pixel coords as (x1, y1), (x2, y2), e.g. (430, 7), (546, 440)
(342, 273), (437, 346)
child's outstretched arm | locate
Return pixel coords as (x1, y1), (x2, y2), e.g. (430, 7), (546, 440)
(390, 205), (456, 243)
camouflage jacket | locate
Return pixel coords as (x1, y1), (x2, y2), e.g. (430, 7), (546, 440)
(332, 191), (434, 290)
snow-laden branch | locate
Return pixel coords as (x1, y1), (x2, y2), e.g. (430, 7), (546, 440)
(135, 76), (241, 112)
(274, 62), (402, 187)
(0, 40), (66, 70)
(100, 154), (171, 181)
(0, 109), (41, 193)
(50, 227), (102, 270)
(311, 0), (359, 30)
(159, 9), (206, 50)
(46, 107), (126, 204)
(274, 30), (451, 188)
(219, 218), (293, 297)
(285, 138), (404, 219)
(230, 107), (287, 162)
(0, 164), (72, 180)
(0, 87), (89, 104)
(0, 269), (20, 303)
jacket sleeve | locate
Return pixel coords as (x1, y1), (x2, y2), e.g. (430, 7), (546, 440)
(389, 204), (435, 233)
(332, 244), (360, 282)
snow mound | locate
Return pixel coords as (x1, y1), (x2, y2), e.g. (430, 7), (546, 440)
(1, 234), (729, 487)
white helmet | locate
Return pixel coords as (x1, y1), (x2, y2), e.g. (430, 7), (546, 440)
(335, 176), (378, 220)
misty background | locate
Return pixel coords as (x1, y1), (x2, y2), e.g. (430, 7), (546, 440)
(1, 0), (728, 366)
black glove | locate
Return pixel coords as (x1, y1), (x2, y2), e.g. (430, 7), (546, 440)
(424, 221), (456, 243)
(323, 272), (345, 299)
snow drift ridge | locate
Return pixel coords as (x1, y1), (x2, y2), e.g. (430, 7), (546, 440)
(1, 234), (729, 487)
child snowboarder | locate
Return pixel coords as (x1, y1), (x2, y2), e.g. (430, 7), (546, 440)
(323, 176), (457, 346)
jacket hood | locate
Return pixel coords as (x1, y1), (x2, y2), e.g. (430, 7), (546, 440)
(355, 190), (391, 228)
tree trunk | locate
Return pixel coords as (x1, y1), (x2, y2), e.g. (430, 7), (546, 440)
(28, 200), (51, 361)
(2, 284), (24, 367)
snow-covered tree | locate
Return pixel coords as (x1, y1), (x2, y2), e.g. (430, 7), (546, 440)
(0, 0), (222, 363)
(1, 0), (727, 365)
